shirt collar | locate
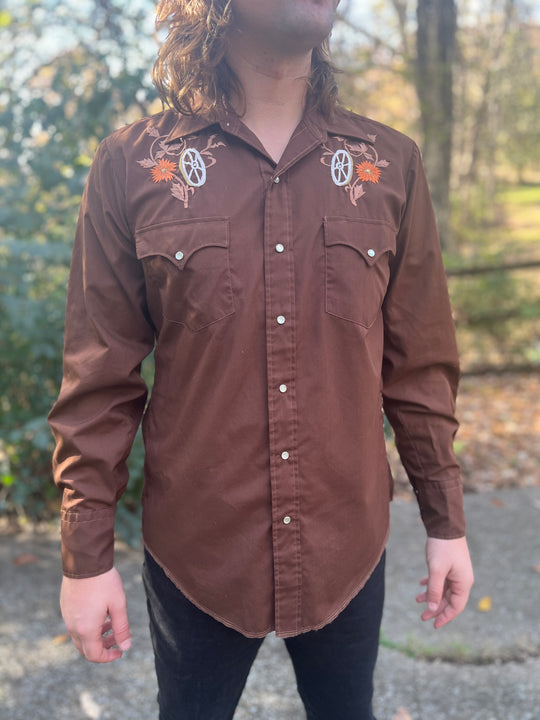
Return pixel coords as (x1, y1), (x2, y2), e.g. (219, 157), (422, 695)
(311, 105), (376, 146)
(163, 103), (376, 147)
(163, 107), (236, 145)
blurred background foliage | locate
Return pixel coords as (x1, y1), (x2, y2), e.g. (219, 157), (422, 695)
(1, 0), (539, 541)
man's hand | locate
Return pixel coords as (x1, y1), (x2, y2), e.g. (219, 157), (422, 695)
(416, 536), (474, 629)
(60, 566), (131, 663)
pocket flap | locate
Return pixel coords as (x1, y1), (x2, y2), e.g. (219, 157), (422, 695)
(324, 218), (396, 266)
(135, 218), (229, 270)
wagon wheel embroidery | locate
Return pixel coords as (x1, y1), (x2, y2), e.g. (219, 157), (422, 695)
(179, 148), (207, 187)
(331, 149), (354, 186)
(137, 126), (226, 208)
(321, 134), (390, 207)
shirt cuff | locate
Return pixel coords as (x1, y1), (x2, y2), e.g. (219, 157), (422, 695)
(60, 507), (116, 578)
(414, 480), (466, 539)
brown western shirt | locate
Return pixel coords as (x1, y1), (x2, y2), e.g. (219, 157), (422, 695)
(49, 105), (465, 638)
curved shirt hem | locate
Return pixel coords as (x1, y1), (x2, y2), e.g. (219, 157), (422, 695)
(143, 542), (274, 639)
(143, 520), (389, 640)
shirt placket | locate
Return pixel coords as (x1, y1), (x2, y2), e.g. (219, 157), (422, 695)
(264, 169), (302, 637)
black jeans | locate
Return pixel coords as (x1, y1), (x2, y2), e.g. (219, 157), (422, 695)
(142, 548), (385, 720)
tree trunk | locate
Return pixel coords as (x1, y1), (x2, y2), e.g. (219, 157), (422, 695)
(416, 0), (456, 250)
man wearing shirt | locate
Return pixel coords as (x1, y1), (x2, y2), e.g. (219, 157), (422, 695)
(49, 1), (474, 718)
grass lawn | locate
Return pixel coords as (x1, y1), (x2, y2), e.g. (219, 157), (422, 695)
(447, 183), (540, 372)
(497, 184), (540, 248)
(448, 183), (540, 264)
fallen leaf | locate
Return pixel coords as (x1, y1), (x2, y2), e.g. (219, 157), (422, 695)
(477, 596), (492, 612)
(491, 497), (506, 508)
(13, 553), (38, 566)
(52, 634), (70, 646)
(393, 709), (413, 720)
(79, 690), (102, 719)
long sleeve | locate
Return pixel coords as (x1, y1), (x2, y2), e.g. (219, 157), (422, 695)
(48, 138), (155, 578)
(382, 143), (465, 538)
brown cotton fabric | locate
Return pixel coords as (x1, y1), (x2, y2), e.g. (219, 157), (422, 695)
(49, 104), (465, 639)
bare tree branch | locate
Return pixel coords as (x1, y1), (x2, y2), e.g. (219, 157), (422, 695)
(334, 11), (400, 58)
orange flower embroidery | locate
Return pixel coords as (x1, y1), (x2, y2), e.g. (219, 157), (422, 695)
(151, 159), (176, 183)
(355, 161), (381, 184)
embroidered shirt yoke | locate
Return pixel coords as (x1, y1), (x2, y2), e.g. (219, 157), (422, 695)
(49, 105), (465, 638)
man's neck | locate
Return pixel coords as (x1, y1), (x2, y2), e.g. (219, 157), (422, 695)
(226, 42), (313, 163)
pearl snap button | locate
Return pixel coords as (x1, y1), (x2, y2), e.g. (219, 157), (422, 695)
(175, 251), (184, 260)
(274, 176), (280, 183)
(277, 315), (286, 325)
(367, 249), (375, 258)
(275, 243), (284, 253)
(279, 384), (287, 393)
(281, 451), (290, 460)
(283, 515), (291, 525)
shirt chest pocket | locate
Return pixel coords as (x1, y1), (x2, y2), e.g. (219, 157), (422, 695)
(324, 218), (396, 329)
(135, 218), (234, 332)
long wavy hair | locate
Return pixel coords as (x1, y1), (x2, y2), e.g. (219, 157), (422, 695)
(152, 0), (340, 118)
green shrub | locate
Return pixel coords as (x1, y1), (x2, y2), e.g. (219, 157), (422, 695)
(0, 237), (151, 546)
